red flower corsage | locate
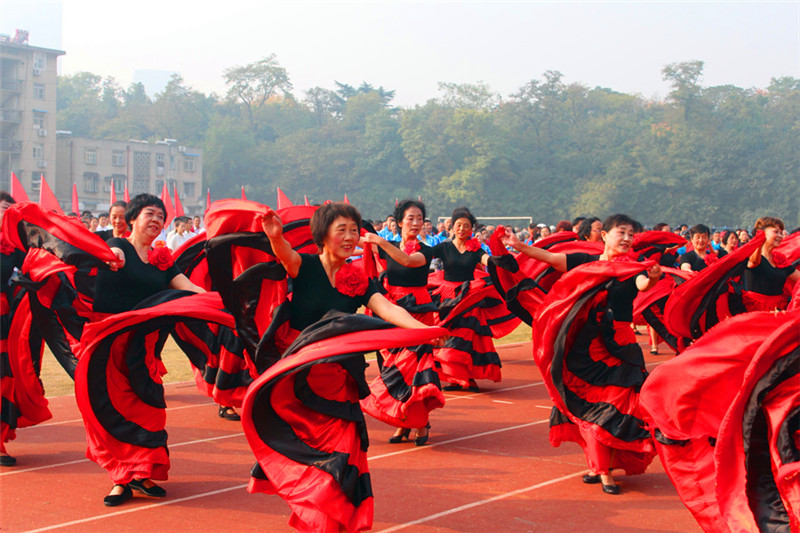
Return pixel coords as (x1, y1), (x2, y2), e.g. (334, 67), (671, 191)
(704, 252), (719, 267)
(335, 262), (368, 297)
(148, 246), (175, 271)
(403, 239), (420, 254)
(465, 238), (481, 252)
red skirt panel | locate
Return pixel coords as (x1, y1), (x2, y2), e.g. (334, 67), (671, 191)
(742, 290), (789, 312)
(533, 262), (657, 476)
(361, 284), (444, 428)
(431, 277), (519, 386)
(75, 292), (237, 484)
(242, 314), (447, 533)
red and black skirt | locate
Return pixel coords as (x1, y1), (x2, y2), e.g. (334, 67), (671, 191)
(75, 291), (237, 484)
(431, 275), (520, 387)
(243, 312), (447, 533)
(361, 284), (444, 428)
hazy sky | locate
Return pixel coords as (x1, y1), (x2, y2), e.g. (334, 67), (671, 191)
(2, 0), (799, 106)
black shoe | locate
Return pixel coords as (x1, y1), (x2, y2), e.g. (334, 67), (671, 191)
(415, 424), (431, 447)
(103, 485), (133, 507)
(0, 454), (17, 467)
(129, 478), (167, 497)
(388, 428), (411, 444)
(582, 474), (601, 484)
(442, 383), (463, 391)
(466, 380), (480, 393)
(218, 406), (241, 421)
(602, 483), (621, 495)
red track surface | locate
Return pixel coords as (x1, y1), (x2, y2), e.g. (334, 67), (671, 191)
(1, 339), (700, 533)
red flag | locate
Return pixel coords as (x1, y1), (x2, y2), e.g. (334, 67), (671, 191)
(123, 181), (130, 202)
(343, 194), (350, 204)
(38, 174), (63, 215)
(205, 188), (211, 213)
(276, 187), (292, 209)
(10, 172), (30, 202)
(71, 183), (79, 214)
(304, 195), (310, 206)
(395, 198), (398, 206)
(160, 181), (175, 227)
(241, 186), (247, 200)
(173, 186), (185, 217)
(109, 181), (117, 205)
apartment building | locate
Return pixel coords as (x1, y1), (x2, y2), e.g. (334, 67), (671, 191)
(0, 30), (64, 195)
(56, 135), (203, 215)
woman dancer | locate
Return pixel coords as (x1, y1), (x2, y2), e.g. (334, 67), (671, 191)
(502, 214), (661, 494)
(743, 216), (799, 311)
(0, 191), (24, 466)
(431, 206), (518, 392)
(361, 199), (444, 445)
(89, 194), (205, 506)
(679, 224), (717, 272)
(717, 229), (739, 258)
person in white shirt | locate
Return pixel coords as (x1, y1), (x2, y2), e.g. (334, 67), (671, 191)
(167, 217), (193, 251)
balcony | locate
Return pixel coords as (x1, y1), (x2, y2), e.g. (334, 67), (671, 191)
(0, 79), (21, 92)
(0, 108), (21, 123)
(0, 138), (21, 153)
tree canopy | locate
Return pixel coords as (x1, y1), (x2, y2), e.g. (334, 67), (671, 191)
(57, 58), (800, 228)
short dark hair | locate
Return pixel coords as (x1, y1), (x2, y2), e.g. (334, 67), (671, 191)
(602, 214), (640, 232)
(0, 190), (15, 204)
(690, 224), (711, 237)
(578, 216), (600, 240)
(310, 202), (362, 249)
(110, 200), (127, 210)
(99, 212), (109, 218)
(394, 199), (426, 223)
(653, 222), (669, 231)
(555, 220), (572, 232)
(451, 206), (476, 227)
(126, 193), (166, 226)
(572, 216), (586, 227)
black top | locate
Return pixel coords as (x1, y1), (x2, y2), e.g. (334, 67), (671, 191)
(95, 229), (114, 242)
(432, 241), (484, 282)
(1, 248), (24, 299)
(744, 259), (796, 296)
(566, 253), (639, 322)
(93, 238), (181, 313)
(289, 254), (379, 331)
(378, 242), (433, 287)
(678, 250), (708, 272)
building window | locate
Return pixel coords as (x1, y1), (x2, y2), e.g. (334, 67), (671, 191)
(170, 154), (175, 170)
(155, 180), (164, 194)
(183, 182), (195, 198)
(33, 112), (45, 129)
(133, 151), (150, 178)
(112, 151), (125, 167)
(83, 172), (99, 193)
(33, 143), (44, 159)
(112, 175), (125, 193)
(33, 53), (46, 70)
(33, 83), (45, 99)
(133, 178), (149, 195)
(31, 172), (42, 191)
(183, 158), (196, 172)
(84, 149), (97, 165)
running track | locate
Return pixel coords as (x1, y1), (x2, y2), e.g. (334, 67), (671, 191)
(1, 339), (700, 532)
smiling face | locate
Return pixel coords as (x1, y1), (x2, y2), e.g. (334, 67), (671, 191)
(131, 206), (165, 243)
(691, 231), (710, 253)
(399, 206), (423, 240)
(109, 205), (127, 234)
(763, 226), (784, 248)
(602, 223), (635, 257)
(323, 216), (360, 260)
(452, 217), (474, 241)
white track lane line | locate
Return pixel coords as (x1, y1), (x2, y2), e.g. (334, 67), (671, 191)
(374, 470), (587, 532)
(21, 484), (249, 533)
(29, 401), (218, 429)
(18, 419), (552, 530)
(0, 433), (243, 477)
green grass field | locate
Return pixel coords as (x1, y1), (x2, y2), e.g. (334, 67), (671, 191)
(39, 322), (533, 397)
